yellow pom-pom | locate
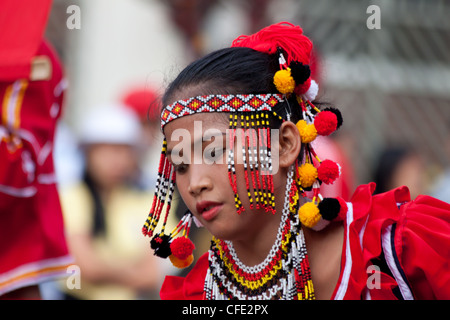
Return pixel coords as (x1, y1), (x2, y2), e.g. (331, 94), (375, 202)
(169, 254), (194, 269)
(297, 163), (318, 188)
(299, 202), (321, 228)
(296, 120), (317, 143)
(273, 68), (295, 94)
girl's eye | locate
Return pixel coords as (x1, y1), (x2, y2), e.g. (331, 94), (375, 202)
(173, 163), (188, 174)
(204, 147), (226, 162)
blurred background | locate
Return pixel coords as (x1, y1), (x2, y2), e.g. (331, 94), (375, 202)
(45, 0), (450, 196)
(35, 0), (450, 298)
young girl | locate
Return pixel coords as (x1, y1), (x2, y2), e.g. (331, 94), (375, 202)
(142, 22), (450, 300)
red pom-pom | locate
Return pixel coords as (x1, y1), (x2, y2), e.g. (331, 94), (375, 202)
(314, 111), (338, 136)
(317, 160), (340, 184)
(336, 197), (348, 221)
(170, 237), (195, 260)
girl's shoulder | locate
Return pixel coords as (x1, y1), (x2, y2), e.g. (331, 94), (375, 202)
(335, 182), (450, 300)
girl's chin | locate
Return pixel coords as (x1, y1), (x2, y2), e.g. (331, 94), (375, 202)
(205, 222), (248, 242)
(198, 205), (270, 240)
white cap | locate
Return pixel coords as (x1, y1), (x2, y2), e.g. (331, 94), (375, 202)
(78, 103), (141, 146)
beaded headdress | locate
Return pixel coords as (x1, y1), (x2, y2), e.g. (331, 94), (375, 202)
(142, 22), (347, 270)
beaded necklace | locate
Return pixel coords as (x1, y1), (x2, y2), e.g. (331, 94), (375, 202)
(203, 166), (315, 300)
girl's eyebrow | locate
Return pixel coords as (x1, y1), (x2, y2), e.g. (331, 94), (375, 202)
(202, 131), (228, 141)
(166, 132), (227, 155)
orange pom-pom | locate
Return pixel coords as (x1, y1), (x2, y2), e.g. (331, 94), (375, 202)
(317, 160), (340, 184)
(170, 237), (195, 260)
(169, 254), (194, 269)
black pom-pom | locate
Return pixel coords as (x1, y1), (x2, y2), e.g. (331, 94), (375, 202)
(318, 197), (341, 221)
(323, 107), (343, 130)
(150, 234), (172, 258)
(289, 61), (311, 84)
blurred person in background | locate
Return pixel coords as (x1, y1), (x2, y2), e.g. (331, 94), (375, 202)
(121, 86), (163, 190)
(58, 104), (166, 299)
(373, 146), (428, 199)
(429, 132), (450, 204)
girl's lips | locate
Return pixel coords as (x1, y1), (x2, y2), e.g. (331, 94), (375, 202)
(196, 201), (223, 221)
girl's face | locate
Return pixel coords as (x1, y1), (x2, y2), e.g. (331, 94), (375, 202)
(164, 113), (286, 242)
(86, 143), (137, 189)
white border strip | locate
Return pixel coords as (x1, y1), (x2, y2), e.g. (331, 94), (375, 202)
(0, 184), (37, 197)
(334, 202), (354, 300)
(381, 225), (414, 300)
(0, 255), (74, 295)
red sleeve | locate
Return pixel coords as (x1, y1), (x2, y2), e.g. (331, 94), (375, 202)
(160, 252), (209, 300)
(395, 195), (450, 300)
(333, 183), (450, 300)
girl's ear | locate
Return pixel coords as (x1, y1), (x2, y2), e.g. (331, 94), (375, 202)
(278, 121), (301, 168)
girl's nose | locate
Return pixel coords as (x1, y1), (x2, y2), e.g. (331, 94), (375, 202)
(187, 164), (213, 196)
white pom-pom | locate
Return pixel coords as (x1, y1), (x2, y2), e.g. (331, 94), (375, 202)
(304, 80), (319, 101)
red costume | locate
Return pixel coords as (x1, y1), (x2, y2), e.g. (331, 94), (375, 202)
(160, 183), (450, 300)
(0, 0), (72, 295)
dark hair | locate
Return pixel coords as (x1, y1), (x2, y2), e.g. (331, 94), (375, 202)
(162, 47), (304, 126)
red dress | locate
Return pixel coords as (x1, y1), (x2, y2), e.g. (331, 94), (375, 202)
(160, 183), (450, 300)
(0, 41), (72, 295)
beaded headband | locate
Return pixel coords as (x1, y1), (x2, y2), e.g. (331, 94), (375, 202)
(161, 93), (284, 129)
(142, 22), (347, 269)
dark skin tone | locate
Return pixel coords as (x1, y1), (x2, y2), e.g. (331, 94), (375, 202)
(164, 109), (344, 299)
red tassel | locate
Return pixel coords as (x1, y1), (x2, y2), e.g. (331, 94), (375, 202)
(231, 22), (313, 66)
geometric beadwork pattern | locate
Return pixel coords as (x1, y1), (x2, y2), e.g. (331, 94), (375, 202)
(161, 93), (284, 128)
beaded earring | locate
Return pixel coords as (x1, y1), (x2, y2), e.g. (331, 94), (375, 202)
(147, 210), (196, 269)
(296, 98), (346, 230)
(141, 138), (196, 268)
(272, 49), (346, 230)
